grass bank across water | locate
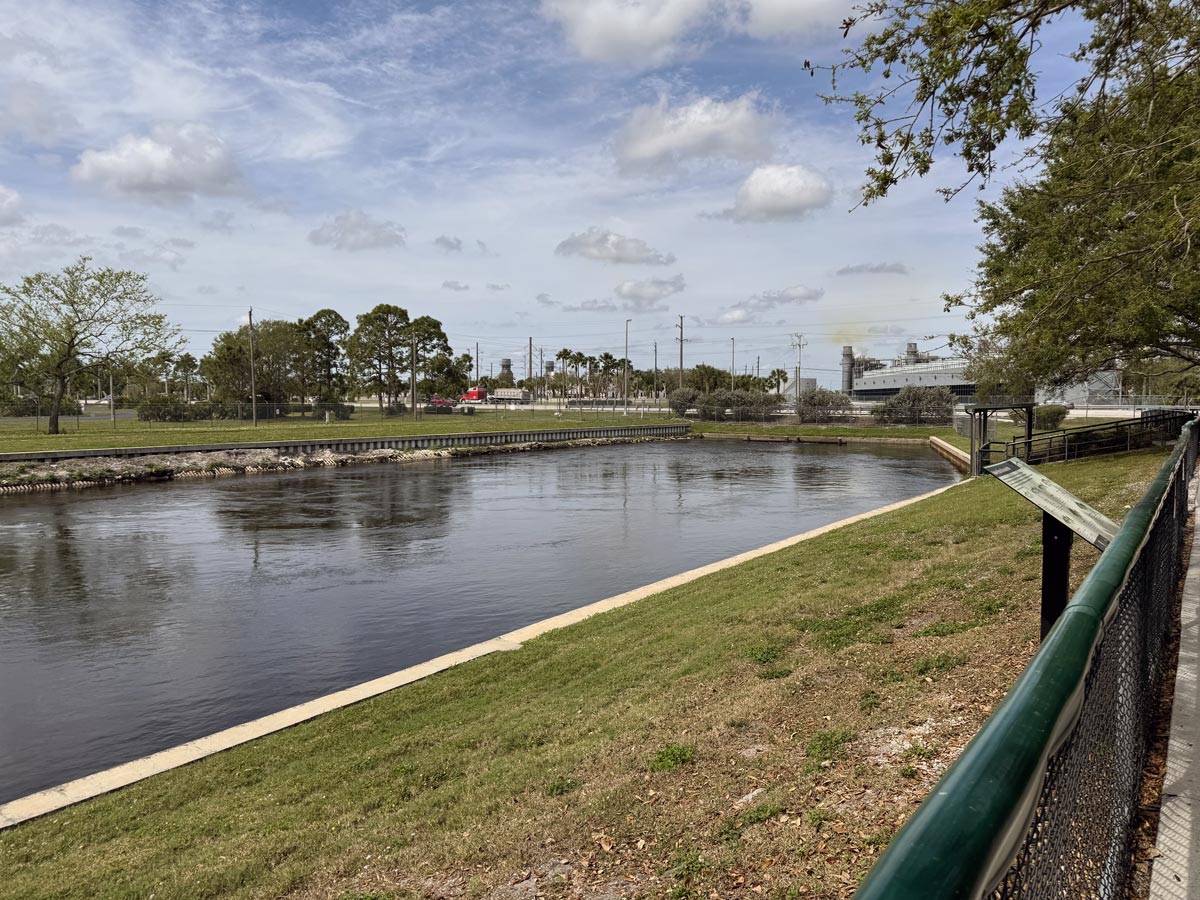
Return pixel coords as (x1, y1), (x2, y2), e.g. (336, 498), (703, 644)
(0, 450), (1167, 900)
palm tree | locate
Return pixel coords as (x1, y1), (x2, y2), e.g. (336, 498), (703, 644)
(769, 368), (789, 396)
(584, 355), (598, 399)
(598, 352), (618, 398)
(555, 348), (572, 401)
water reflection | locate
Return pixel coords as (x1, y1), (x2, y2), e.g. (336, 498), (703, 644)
(0, 441), (958, 801)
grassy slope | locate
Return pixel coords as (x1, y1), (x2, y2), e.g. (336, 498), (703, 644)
(0, 451), (1167, 900)
(0, 411), (678, 454)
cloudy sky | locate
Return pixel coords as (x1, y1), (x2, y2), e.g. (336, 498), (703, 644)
(0, 0), (1037, 386)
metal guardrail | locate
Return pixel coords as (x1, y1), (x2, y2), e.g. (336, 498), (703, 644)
(855, 418), (1198, 900)
(978, 409), (1194, 468)
(0, 425), (692, 464)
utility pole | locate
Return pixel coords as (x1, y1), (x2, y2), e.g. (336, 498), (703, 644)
(411, 332), (418, 419)
(248, 306), (258, 427)
(538, 347), (544, 401)
(756, 356), (760, 380)
(109, 367), (115, 430)
(475, 342), (480, 384)
(791, 333), (807, 400)
(624, 318), (631, 415)
(653, 341), (658, 404)
(676, 315), (685, 390)
(730, 337), (735, 391)
(528, 337), (533, 387)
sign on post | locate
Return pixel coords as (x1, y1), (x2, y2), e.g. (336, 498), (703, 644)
(985, 458), (1118, 550)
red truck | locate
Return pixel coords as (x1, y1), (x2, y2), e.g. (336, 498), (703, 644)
(460, 386), (487, 403)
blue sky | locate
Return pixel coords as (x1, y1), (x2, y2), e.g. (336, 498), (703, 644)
(0, 0), (1067, 385)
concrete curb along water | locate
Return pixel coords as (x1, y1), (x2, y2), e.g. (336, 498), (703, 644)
(0, 479), (964, 831)
(928, 436), (971, 473)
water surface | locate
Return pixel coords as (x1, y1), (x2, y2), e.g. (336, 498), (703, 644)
(0, 440), (959, 801)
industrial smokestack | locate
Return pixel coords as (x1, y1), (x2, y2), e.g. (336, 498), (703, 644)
(841, 345), (854, 395)
(905, 342), (919, 365)
(500, 358), (513, 376)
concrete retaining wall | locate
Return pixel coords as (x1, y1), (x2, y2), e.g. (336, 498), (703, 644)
(929, 435), (971, 473)
(0, 424), (691, 464)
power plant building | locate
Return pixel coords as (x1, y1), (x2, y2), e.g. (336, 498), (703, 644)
(841, 343), (975, 401)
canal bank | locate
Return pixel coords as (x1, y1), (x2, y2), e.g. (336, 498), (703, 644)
(0, 425), (688, 492)
(0, 449), (1167, 900)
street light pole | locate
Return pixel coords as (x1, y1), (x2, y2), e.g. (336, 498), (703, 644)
(730, 337), (735, 391)
(624, 318), (631, 415)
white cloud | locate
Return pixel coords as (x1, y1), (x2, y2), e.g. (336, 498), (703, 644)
(555, 226), (675, 265)
(71, 123), (243, 203)
(836, 262), (910, 276)
(0, 78), (80, 145)
(487, 282), (511, 291)
(614, 273), (685, 312)
(121, 244), (187, 271)
(719, 164), (833, 223)
(442, 280), (470, 291)
(197, 284), (220, 295)
(200, 209), (235, 233)
(714, 282), (823, 324)
(166, 237), (196, 249)
(29, 223), (88, 246)
(614, 94), (771, 174)
(540, 0), (711, 66)
(562, 298), (618, 312)
(308, 210), (407, 252)
(536, 292), (554, 306)
(0, 185), (23, 226)
(435, 234), (463, 252)
(733, 0), (847, 39)
(112, 225), (146, 239)
(541, 1), (845, 66)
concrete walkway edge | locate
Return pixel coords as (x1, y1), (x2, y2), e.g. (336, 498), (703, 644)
(0, 480), (962, 831)
(1150, 478), (1200, 899)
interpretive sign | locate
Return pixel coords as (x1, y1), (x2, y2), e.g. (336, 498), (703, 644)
(985, 458), (1119, 551)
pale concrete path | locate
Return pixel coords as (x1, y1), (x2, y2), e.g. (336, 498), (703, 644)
(1150, 481), (1200, 899)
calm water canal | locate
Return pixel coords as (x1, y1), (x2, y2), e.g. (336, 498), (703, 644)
(0, 440), (959, 802)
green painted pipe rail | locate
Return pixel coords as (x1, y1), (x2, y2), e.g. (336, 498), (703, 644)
(854, 419), (1197, 900)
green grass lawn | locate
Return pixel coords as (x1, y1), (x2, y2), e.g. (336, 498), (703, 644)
(0, 449), (1168, 900)
(0, 409), (680, 454)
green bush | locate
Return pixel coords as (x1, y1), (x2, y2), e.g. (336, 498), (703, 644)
(796, 387), (852, 423)
(136, 398), (190, 422)
(0, 396), (83, 417)
(1034, 404), (1069, 430)
(696, 389), (734, 421)
(668, 388), (698, 417)
(871, 386), (955, 425)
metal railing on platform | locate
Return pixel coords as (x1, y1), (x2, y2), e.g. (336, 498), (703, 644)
(855, 418), (1198, 900)
(978, 409), (1194, 469)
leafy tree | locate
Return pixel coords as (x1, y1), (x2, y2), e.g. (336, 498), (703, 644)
(300, 309), (349, 402)
(0, 257), (179, 433)
(346, 304), (410, 412)
(175, 352), (199, 401)
(952, 66), (1200, 385)
(421, 352), (474, 398)
(201, 320), (302, 404)
(829, 0), (1199, 201)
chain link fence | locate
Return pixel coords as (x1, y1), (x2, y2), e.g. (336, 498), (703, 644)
(987, 422), (1196, 899)
(855, 419), (1198, 900)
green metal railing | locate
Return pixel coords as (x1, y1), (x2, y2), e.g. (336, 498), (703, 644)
(855, 419), (1198, 900)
